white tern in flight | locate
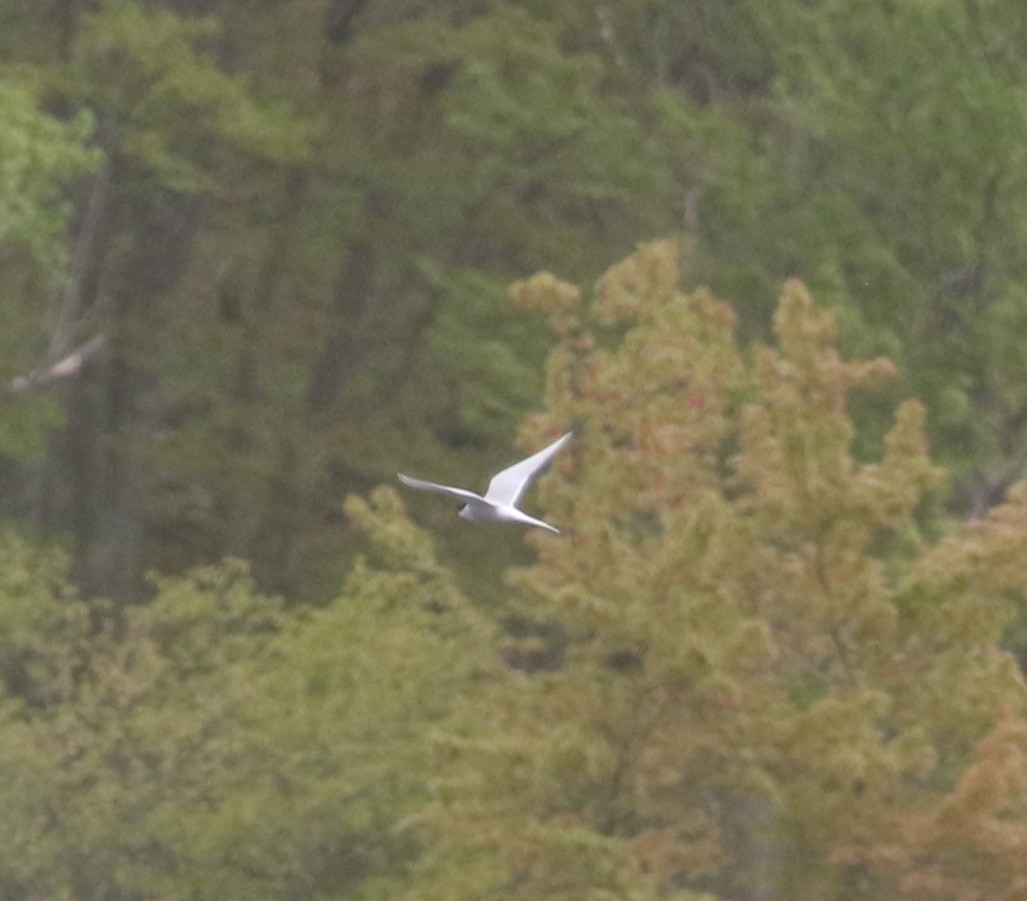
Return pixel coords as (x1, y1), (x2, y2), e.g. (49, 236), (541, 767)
(398, 432), (572, 534)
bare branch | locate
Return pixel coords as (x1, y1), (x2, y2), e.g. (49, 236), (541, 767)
(0, 334), (106, 404)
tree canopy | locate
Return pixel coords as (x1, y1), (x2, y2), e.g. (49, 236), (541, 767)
(403, 242), (1027, 899)
(3, 1), (1027, 897)
(3, 0), (1027, 596)
(0, 243), (1024, 897)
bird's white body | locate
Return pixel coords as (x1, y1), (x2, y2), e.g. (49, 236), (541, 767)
(398, 432), (572, 534)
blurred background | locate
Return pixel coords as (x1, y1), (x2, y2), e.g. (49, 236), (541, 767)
(3, 2), (1027, 899)
(5, 0), (1027, 603)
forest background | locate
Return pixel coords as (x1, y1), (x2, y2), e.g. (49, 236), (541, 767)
(3, 0), (1027, 898)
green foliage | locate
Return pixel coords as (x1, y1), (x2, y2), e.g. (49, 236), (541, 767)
(408, 243), (1027, 900)
(341, 2), (683, 277)
(421, 262), (545, 444)
(2, 237), (1027, 897)
(0, 0), (1022, 893)
(435, 5), (674, 251)
(0, 390), (66, 461)
(4, 0), (1027, 604)
(71, 0), (697, 597)
(698, 0), (1027, 495)
(0, 507), (493, 899)
(0, 76), (98, 277)
(72, 0), (312, 191)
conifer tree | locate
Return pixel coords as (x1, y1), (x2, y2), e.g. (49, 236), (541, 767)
(406, 242), (1027, 900)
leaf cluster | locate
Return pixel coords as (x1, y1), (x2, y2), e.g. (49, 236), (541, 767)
(411, 242), (1027, 900)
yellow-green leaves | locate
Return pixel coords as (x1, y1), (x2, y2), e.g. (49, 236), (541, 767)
(2, 237), (1027, 897)
(0, 509), (492, 899)
(415, 242), (1027, 900)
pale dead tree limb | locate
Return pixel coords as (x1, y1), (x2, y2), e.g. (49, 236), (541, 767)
(0, 334), (106, 404)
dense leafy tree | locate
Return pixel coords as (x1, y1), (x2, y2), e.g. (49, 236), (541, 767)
(405, 243), (1027, 900)
(2, 0), (1026, 601)
(693, 0), (1027, 507)
(1, 240), (1026, 898)
(5, 2), (1027, 896)
(0, 509), (492, 899)
(0, 78), (97, 276)
(0, 0), (696, 599)
(841, 713), (1027, 900)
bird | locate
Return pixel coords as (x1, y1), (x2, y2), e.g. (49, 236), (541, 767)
(398, 432), (572, 534)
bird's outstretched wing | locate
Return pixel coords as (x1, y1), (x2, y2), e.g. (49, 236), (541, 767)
(397, 473), (483, 503)
(484, 432), (572, 507)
